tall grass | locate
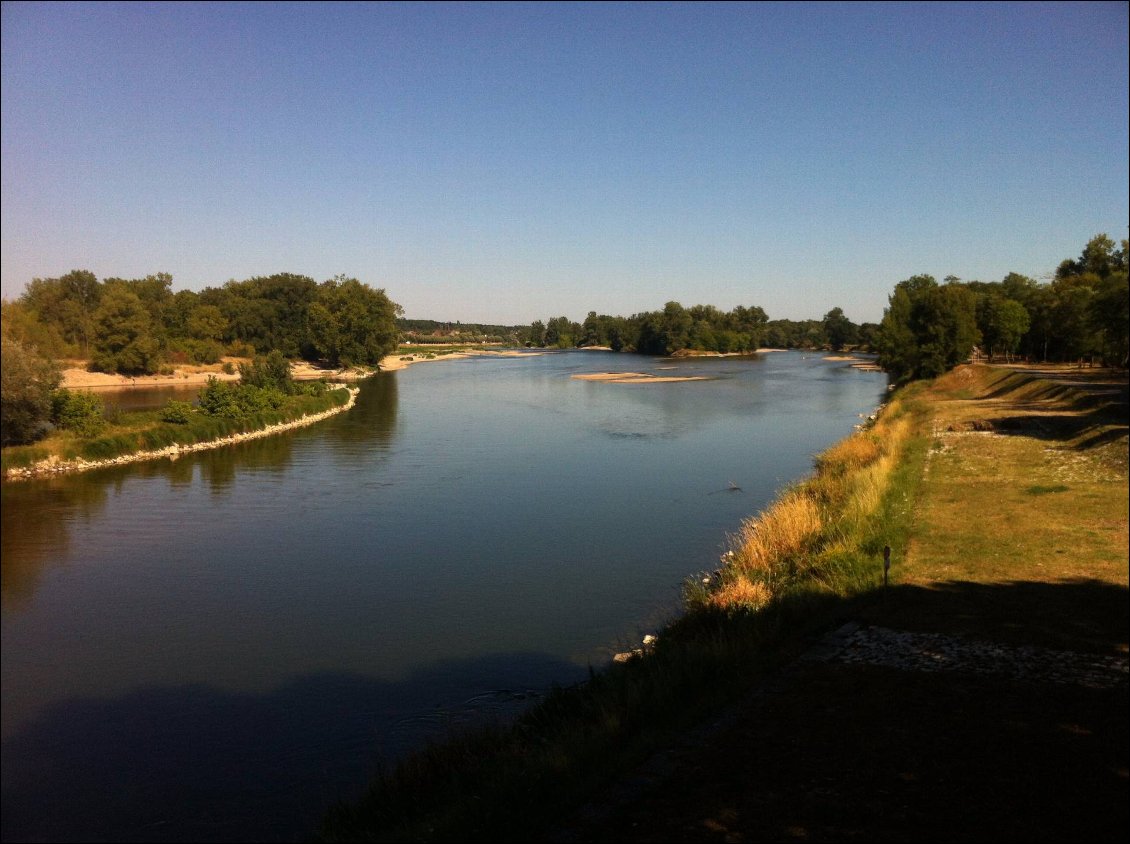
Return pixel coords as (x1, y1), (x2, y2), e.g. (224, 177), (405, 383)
(696, 397), (919, 614)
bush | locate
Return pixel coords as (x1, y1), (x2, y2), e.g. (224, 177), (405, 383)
(1, 334), (61, 446)
(240, 350), (293, 392)
(197, 376), (286, 419)
(161, 400), (196, 424)
(50, 389), (106, 437)
(197, 377), (241, 418)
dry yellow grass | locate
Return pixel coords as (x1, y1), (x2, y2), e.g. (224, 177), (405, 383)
(704, 400), (917, 612)
(706, 576), (772, 610)
(729, 489), (823, 581)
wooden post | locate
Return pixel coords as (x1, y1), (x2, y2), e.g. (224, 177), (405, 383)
(883, 545), (891, 588)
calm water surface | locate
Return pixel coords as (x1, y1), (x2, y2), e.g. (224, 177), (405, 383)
(1, 350), (886, 841)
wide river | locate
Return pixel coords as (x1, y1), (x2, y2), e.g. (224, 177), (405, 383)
(1, 350), (886, 841)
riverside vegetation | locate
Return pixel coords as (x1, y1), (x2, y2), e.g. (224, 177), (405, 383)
(319, 362), (1127, 842)
(1, 351), (350, 477)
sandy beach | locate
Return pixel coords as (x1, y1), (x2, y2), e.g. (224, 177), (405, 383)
(571, 372), (712, 383)
(58, 349), (546, 390)
(57, 347), (823, 392)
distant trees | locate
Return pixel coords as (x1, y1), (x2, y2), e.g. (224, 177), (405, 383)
(306, 276), (402, 367)
(4, 270), (403, 376)
(523, 302), (769, 355)
(879, 233), (1129, 382)
(91, 283), (162, 375)
(823, 307), (859, 352)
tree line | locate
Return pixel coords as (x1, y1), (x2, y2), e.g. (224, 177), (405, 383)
(877, 233), (1129, 383)
(521, 304), (878, 355)
(2, 271), (402, 375)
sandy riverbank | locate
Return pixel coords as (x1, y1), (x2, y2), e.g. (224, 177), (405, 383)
(60, 349), (544, 389)
(572, 372), (712, 384)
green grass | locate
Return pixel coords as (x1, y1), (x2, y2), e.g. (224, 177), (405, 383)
(2, 388), (350, 474)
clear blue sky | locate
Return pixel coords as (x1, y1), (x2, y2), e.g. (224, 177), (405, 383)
(2, 1), (1127, 325)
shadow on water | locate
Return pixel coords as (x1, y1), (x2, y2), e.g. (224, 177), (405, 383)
(0, 651), (585, 843)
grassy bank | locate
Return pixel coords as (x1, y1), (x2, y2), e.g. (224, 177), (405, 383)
(1, 387), (353, 477)
(320, 383), (933, 841)
(567, 364), (1127, 842)
(322, 364), (1127, 841)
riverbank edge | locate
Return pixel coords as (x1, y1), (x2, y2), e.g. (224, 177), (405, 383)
(318, 378), (924, 841)
(3, 386), (360, 481)
(321, 365), (1129, 841)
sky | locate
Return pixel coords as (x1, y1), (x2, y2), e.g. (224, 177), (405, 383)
(2, 1), (1127, 325)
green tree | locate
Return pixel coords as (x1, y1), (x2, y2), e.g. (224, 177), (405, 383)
(91, 283), (162, 375)
(306, 276), (401, 367)
(1, 333), (62, 445)
(822, 307), (859, 351)
(878, 275), (979, 381)
(1089, 272), (1129, 367)
(186, 304), (227, 341)
(20, 270), (102, 354)
(980, 296), (1030, 361)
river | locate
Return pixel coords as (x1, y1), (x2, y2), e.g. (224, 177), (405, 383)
(0, 349), (886, 841)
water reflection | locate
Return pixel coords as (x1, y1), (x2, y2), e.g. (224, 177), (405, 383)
(325, 372), (399, 456)
(0, 480), (111, 610)
(1, 351), (887, 841)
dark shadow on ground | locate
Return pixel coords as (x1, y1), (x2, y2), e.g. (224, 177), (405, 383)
(1, 652), (587, 843)
(554, 578), (1129, 843)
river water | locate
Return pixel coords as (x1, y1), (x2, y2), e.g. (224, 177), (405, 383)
(0, 350), (886, 841)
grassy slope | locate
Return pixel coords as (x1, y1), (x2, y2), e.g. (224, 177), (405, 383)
(320, 364), (1128, 842)
(566, 364), (1128, 842)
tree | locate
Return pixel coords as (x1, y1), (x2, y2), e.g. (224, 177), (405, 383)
(1, 333), (61, 445)
(878, 275), (979, 382)
(186, 304), (227, 341)
(20, 269), (102, 354)
(980, 296), (1030, 361)
(91, 283), (161, 374)
(822, 307), (859, 351)
(1090, 272), (1130, 367)
(306, 276), (401, 367)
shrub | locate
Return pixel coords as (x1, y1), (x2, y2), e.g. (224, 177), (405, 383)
(239, 350), (293, 392)
(1, 334), (61, 446)
(161, 400), (195, 424)
(50, 389), (106, 437)
(197, 377), (242, 418)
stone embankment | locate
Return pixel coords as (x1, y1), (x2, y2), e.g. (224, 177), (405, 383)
(4, 387), (359, 482)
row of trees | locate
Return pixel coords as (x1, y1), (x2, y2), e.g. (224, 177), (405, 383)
(523, 304), (876, 355)
(878, 234), (1129, 382)
(2, 271), (402, 375)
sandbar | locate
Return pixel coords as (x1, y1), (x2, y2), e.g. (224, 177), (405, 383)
(572, 372), (712, 384)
